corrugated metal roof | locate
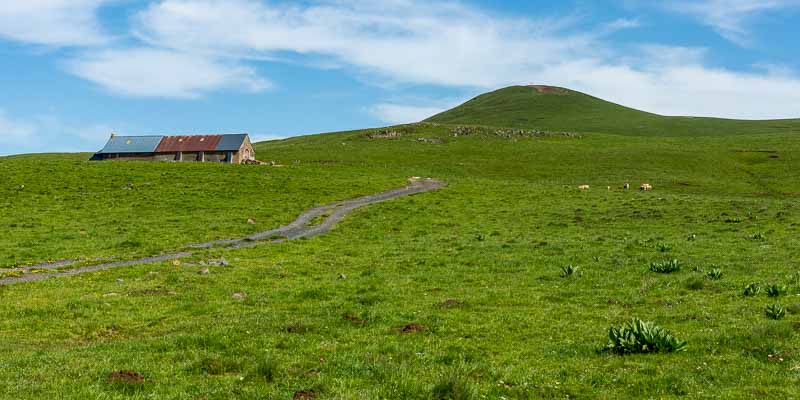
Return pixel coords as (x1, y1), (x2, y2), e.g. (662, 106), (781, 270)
(155, 135), (223, 152)
(214, 134), (248, 151)
(97, 134), (249, 154)
(98, 136), (163, 154)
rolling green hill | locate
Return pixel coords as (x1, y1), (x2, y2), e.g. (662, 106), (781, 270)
(426, 85), (800, 136)
(3, 87), (800, 398)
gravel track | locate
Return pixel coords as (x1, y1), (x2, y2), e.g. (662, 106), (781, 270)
(0, 179), (444, 286)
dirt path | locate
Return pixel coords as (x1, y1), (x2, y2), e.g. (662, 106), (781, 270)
(0, 178), (444, 286)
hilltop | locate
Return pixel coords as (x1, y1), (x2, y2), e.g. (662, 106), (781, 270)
(426, 85), (800, 136)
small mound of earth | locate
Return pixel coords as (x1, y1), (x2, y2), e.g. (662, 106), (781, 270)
(400, 323), (426, 333)
(529, 85), (568, 94)
(293, 390), (318, 400)
(107, 371), (146, 385)
(286, 323), (310, 333)
(438, 299), (464, 309)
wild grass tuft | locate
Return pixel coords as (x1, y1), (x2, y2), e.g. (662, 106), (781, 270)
(431, 369), (477, 400)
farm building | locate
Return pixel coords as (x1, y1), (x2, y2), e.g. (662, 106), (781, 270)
(91, 134), (255, 164)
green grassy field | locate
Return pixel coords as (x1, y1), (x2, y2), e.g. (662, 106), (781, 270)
(2, 86), (800, 399)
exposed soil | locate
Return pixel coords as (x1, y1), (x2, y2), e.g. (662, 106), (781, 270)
(399, 323), (426, 333)
(529, 85), (568, 94)
(438, 299), (464, 309)
(107, 371), (146, 385)
(0, 178), (444, 286)
(286, 323), (310, 334)
(343, 314), (365, 325)
(128, 286), (177, 297)
(293, 390), (318, 400)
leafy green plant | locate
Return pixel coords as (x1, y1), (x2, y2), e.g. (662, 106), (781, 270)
(649, 259), (682, 274)
(766, 284), (787, 297)
(606, 319), (687, 354)
(749, 232), (767, 241)
(742, 283), (762, 296)
(560, 265), (581, 278)
(657, 243), (672, 253)
(705, 268), (723, 280)
(765, 304), (786, 320)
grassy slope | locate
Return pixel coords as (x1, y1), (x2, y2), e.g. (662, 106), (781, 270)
(2, 92), (800, 398)
(426, 86), (800, 136)
(0, 154), (401, 267)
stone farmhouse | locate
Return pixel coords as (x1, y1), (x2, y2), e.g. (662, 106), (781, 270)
(91, 134), (255, 164)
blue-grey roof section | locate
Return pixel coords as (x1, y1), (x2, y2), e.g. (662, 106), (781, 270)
(99, 136), (164, 154)
(215, 134), (248, 151)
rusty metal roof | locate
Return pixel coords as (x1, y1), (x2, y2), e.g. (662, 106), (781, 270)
(155, 135), (223, 152)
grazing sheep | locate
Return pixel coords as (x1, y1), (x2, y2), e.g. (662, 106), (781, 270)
(640, 183), (653, 191)
(578, 185), (590, 190)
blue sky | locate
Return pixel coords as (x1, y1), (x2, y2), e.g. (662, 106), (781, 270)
(2, 0), (800, 155)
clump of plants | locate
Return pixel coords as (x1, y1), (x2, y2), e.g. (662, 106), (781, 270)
(766, 284), (787, 297)
(606, 319), (687, 354)
(749, 232), (767, 241)
(705, 268), (723, 280)
(560, 264), (581, 278)
(649, 259), (682, 274)
(742, 283), (762, 296)
(765, 304), (786, 320)
(657, 243), (672, 253)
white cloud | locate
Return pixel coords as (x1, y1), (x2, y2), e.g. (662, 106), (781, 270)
(0, 0), (110, 46)
(667, 0), (800, 45)
(601, 18), (642, 34)
(67, 48), (270, 98)
(124, 0), (800, 119)
(532, 59), (800, 119)
(133, 0), (596, 88)
(370, 104), (450, 125)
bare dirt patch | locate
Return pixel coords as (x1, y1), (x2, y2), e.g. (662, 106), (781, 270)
(286, 323), (310, 334)
(128, 286), (177, 297)
(438, 299), (464, 309)
(530, 85), (568, 94)
(399, 323), (427, 333)
(107, 370), (146, 385)
(293, 390), (318, 400)
(343, 314), (365, 325)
